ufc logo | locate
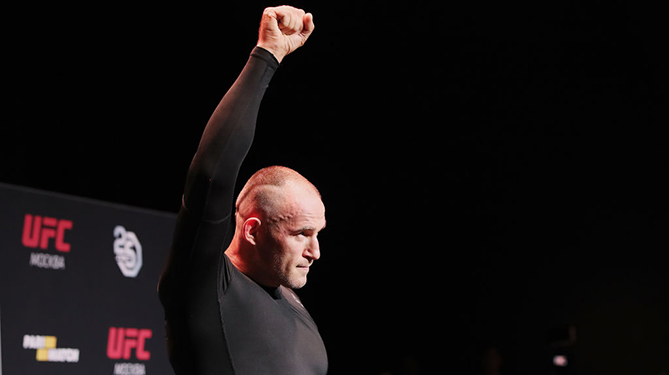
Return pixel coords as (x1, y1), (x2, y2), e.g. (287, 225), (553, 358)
(22, 214), (73, 252)
(107, 327), (152, 361)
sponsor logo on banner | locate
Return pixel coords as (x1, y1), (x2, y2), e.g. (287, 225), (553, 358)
(113, 226), (143, 278)
(22, 334), (80, 363)
(107, 327), (152, 375)
(22, 214), (73, 270)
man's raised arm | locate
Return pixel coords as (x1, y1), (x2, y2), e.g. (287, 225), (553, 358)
(182, 6), (315, 221)
(159, 6), (314, 306)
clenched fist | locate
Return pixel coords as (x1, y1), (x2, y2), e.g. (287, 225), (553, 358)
(257, 6), (315, 63)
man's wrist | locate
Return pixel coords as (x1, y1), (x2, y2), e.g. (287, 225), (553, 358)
(255, 43), (285, 63)
(252, 46), (281, 68)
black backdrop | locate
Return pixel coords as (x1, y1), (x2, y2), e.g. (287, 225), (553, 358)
(0, 183), (175, 374)
(4, 1), (668, 374)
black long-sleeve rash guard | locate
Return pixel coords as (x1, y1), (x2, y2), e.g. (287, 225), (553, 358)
(158, 47), (328, 375)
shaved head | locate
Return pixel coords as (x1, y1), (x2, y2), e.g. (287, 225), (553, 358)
(236, 166), (321, 226)
(230, 165), (326, 289)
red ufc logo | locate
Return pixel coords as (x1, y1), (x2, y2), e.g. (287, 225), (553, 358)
(22, 214), (72, 252)
(107, 327), (152, 361)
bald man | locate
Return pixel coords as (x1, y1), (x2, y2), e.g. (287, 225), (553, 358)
(158, 6), (327, 375)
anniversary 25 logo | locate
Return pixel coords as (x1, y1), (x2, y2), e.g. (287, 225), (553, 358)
(22, 214), (73, 270)
(113, 226), (143, 278)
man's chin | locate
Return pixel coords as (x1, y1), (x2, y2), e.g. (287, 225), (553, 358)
(282, 275), (307, 290)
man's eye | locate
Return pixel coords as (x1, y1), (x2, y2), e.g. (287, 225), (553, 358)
(295, 230), (312, 237)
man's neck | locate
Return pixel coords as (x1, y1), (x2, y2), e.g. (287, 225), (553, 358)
(225, 242), (280, 291)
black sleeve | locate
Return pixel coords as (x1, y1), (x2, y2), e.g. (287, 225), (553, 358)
(183, 47), (279, 221)
(158, 46), (279, 305)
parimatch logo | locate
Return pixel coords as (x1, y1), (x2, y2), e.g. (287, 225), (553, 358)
(22, 334), (80, 363)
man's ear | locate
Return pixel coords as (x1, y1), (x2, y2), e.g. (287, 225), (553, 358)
(243, 217), (262, 245)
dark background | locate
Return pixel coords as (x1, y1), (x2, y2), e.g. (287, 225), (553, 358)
(0, 183), (175, 374)
(5, 1), (668, 374)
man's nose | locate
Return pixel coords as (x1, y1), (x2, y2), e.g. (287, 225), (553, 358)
(305, 237), (320, 261)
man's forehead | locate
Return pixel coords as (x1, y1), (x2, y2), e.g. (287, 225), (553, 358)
(293, 211), (326, 228)
(282, 198), (325, 228)
(266, 181), (324, 223)
(286, 202), (325, 223)
(283, 183), (323, 208)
